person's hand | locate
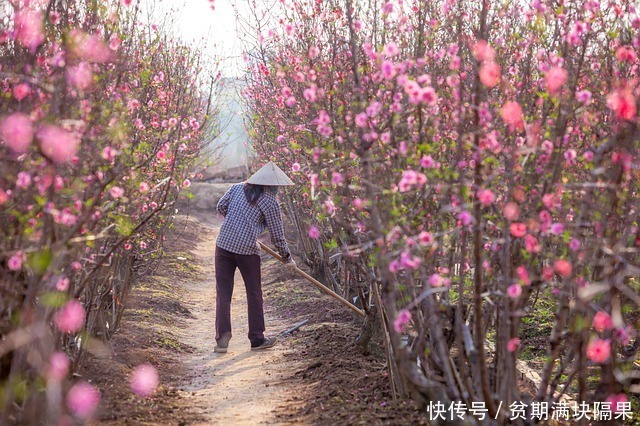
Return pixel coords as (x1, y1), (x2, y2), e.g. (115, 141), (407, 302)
(284, 259), (297, 270)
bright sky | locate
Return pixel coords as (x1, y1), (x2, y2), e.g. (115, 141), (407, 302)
(141, 0), (246, 76)
(139, 0), (252, 166)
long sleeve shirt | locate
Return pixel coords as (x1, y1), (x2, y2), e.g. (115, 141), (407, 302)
(216, 183), (291, 260)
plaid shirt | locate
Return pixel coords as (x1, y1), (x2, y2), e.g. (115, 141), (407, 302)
(216, 183), (291, 260)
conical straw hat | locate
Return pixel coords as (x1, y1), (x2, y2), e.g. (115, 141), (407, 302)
(246, 161), (294, 186)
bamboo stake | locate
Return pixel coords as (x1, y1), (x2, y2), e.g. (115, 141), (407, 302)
(258, 242), (366, 317)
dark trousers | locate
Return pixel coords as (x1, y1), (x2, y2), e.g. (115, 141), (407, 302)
(215, 246), (265, 346)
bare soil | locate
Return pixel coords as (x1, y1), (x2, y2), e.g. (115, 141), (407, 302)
(80, 204), (425, 425)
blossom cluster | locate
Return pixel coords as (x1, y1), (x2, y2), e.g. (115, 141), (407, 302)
(244, 0), (639, 413)
(0, 0), (214, 422)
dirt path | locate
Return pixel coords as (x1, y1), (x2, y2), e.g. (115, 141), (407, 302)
(85, 186), (420, 425)
(172, 216), (303, 425)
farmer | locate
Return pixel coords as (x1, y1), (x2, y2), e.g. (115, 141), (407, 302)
(214, 161), (296, 353)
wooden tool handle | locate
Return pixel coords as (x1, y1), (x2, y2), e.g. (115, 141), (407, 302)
(258, 242), (366, 318)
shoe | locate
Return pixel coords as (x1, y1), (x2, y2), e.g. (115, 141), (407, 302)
(214, 339), (229, 353)
(251, 336), (277, 351)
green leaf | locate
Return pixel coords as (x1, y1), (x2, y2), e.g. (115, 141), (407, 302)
(39, 291), (68, 308)
(27, 249), (52, 275)
(324, 239), (338, 250)
(115, 215), (135, 236)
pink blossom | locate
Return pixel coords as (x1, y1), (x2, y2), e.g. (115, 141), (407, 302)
(308, 226), (320, 239)
(285, 97), (296, 107)
(541, 266), (554, 281)
(101, 146), (117, 162)
(109, 186), (124, 199)
(616, 46), (637, 63)
(586, 338), (611, 363)
(291, 163), (300, 172)
(418, 86), (437, 106)
(331, 172), (343, 186)
(400, 253), (421, 269)
(47, 351), (70, 381)
(477, 188), (495, 206)
(381, 60), (396, 79)
(37, 124), (80, 164)
(541, 139), (554, 155)
(8, 251), (26, 271)
(14, 9), (45, 53)
(479, 62), (501, 87)
(388, 260), (400, 273)
(54, 209), (78, 227)
(545, 67), (567, 95)
(55, 277), (70, 291)
(516, 265), (530, 285)
(303, 86), (317, 103)
(429, 273), (445, 287)
(503, 202), (520, 221)
(109, 33), (122, 51)
(472, 40), (495, 62)
(507, 338), (520, 353)
(130, 363), (159, 398)
(507, 284), (522, 299)
(139, 182), (150, 193)
(393, 309), (412, 333)
(182, 179), (191, 188)
(420, 155), (437, 168)
(16, 171), (31, 188)
(0, 113), (34, 154)
(70, 30), (113, 63)
(398, 170), (418, 192)
(0, 188), (8, 205)
(564, 149), (576, 165)
(324, 199), (335, 214)
(66, 62), (93, 91)
(607, 87), (636, 120)
(49, 11), (61, 24)
(501, 101), (524, 131)
(592, 311), (613, 333)
(54, 299), (86, 334)
(569, 238), (580, 251)
(355, 113), (368, 128)
(47, 50), (66, 68)
(13, 83), (31, 101)
(379, 131), (390, 144)
(510, 223), (527, 238)
(66, 382), (100, 419)
(575, 90), (592, 104)
(613, 326), (632, 345)
(541, 193), (559, 210)
(418, 231), (433, 246)
(554, 259), (572, 277)
(566, 20), (586, 45)
(353, 198), (366, 210)
(606, 393), (629, 413)
(458, 211), (472, 226)
(550, 222), (564, 235)
(382, 41), (399, 57)
(308, 46), (320, 58)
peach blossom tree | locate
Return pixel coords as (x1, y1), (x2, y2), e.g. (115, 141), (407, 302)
(0, 0), (217, 422)
(243, 0), (639, 420)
